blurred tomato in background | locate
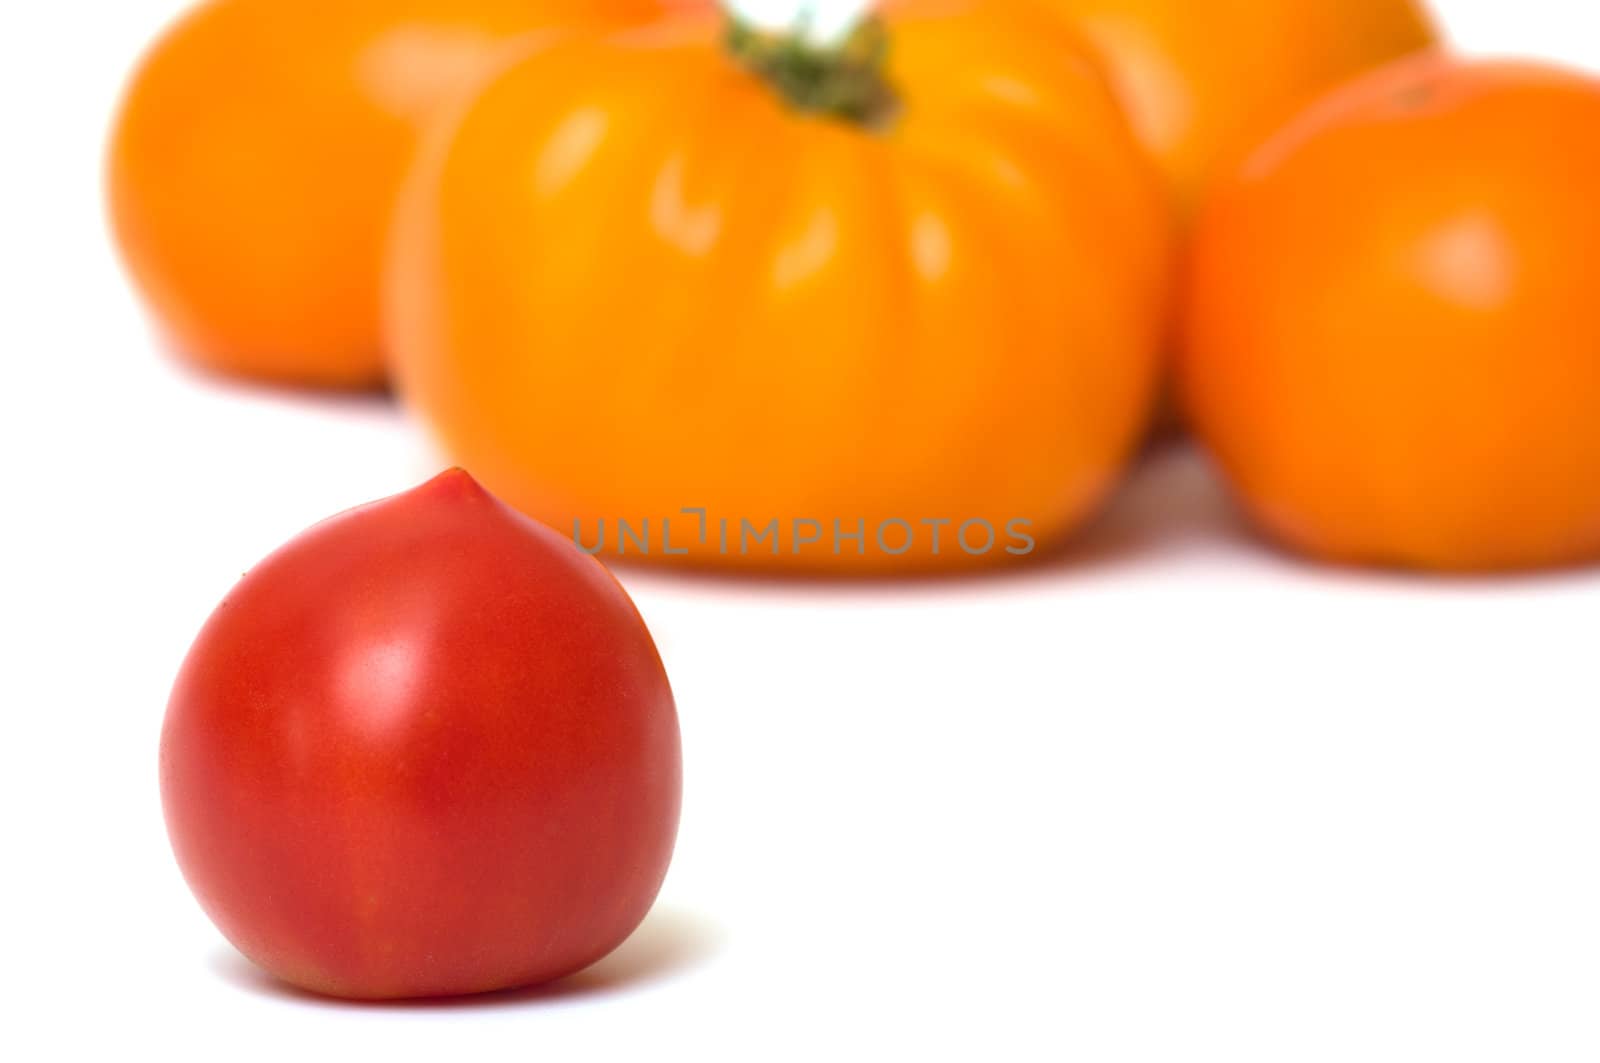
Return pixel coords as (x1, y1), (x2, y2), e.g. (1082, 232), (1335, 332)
(387, 2), (1174, 572)
(109, 0), (1600, 579)
(1181, 56), (1600, 572)
(1046, 0), (1440, 214)
(107, 0), (667, 389)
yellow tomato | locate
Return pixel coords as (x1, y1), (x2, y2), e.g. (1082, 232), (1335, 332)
(1043, 0), (1440, 212)
(108, 0), (662, 389)
(388, 2), (1174, 572)
(1182, 58), (1600, 572)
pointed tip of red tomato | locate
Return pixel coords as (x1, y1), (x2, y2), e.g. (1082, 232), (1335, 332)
(417, 467), (494, 505)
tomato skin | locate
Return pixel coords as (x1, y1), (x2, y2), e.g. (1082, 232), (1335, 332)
(1180, 57), (1600, 573)
(160, 470), (681, 999)
(1041, 0), (1438, 214)
(388, 3), (1173, 573)
(107, 0), (664, 389)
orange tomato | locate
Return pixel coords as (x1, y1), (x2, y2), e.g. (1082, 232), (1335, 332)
(1040, 0), (1439, 213)
(108, 0), (661, 389)
(1180, 57), (1600, 573)
(388, 2), (1174, 573)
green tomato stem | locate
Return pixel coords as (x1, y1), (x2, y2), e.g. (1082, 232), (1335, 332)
(724, 8), (899, 128)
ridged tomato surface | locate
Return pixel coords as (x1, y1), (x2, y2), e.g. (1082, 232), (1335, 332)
(389, 2), (1174, 573)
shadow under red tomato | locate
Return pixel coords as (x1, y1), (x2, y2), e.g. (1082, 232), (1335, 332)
(206, 906), (724, 1008)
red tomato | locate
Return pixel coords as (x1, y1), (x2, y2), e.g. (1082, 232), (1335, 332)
(161, 470), (681, 999)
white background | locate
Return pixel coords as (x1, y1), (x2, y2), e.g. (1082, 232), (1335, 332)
(4, 2), (1599, 1059)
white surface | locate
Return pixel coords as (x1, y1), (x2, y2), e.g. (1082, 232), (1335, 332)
(4, 1), (1599, 1059)
(725, 0), (873, 44)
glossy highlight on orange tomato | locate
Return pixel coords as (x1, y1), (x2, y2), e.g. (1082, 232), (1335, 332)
(108, 0), (664, 388)
(1042, 0), (1439, 213)
(161, 470), (681, 999)
(389, 1), (1174, 573)
(1181, 57), (1600, 573)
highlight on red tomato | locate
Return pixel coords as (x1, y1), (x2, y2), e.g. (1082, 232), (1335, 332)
(107, 0), (667, 389)
(387, 0), (1175, 574)
(161, 470), (682, 1000)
